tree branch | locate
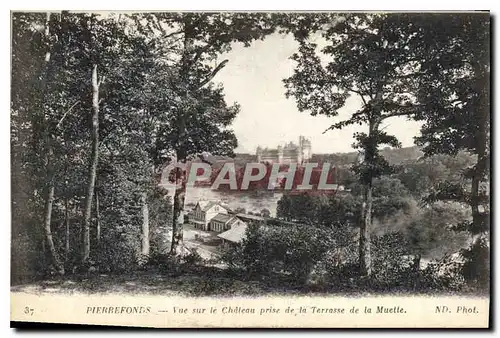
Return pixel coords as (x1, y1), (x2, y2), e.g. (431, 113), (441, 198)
(349, 88), (368, 105)
(98, 76), (106, 87)
(56, 100), (80, 129)
(381, 103), (425, 119)
(190, 42), (213, 66)
(194, 59), (229, 90)
(382, 111), (412, 119)
(162, 29), (185, 39)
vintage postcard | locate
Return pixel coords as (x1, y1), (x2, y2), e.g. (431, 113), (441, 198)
(10, 11), (490, 328)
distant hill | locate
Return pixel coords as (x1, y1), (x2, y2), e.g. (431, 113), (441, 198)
(201, 146), (423, 168)
(311, 146), (423, 167)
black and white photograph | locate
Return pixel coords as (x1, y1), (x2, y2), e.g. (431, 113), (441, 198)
(10, 10), (491, 328)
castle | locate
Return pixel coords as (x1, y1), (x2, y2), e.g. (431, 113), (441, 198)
(256, 136), (312, 164)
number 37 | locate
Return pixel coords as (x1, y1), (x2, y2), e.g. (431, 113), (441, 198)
(24, 307), (34, 316)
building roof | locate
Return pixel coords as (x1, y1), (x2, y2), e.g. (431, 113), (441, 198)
(197, 201), (224, 212)
(235, 213), (265, 221)
(210, 213), (234, 224)
(217, 224), (248, 243)
(227, 217), (241, 227)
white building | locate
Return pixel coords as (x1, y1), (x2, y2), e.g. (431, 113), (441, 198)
(209, 214), (246, 233)
(187, 201), (228, 231)
(217, 223), (248, 247)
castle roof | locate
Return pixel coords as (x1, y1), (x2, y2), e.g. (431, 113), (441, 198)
(260, 149), (279, 156)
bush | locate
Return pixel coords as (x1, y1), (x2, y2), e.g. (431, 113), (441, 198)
(222, 223), (338, 284)
(371, 232), (415, 289)
(322, 231), (418, 291)
(94, 232), (140, 273)
(183, 249), (204, 266)
(318, 243), (358, 286)
(460, 237), (489, 292)
(220, 223), (271, 276)
(221, 224), (475, 293)
(419, 254), (465, 292)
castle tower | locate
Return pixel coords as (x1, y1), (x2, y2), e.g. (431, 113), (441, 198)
(298, 136), (312, 163)
(277, 145), (283, 164)
(256, 146), (262, 163)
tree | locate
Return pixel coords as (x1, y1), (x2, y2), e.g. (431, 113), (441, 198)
(56, 12), (185, 265)
(284, 14), (427, 277)
(11, 12), (184, 275)
(260, 208), (271, 218)
(407, 13), (490, 288)
(277, 177), (412, 230)
(11, 12), (69, 275)
(234, 207), (246, 214)
(395, 152), (475, 197)
(406, 202), (470, 266)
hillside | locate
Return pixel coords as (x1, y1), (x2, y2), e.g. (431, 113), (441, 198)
(200, 146), (423, 168)
(310, 146), (424, 167)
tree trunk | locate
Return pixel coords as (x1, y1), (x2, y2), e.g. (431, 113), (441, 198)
(65, 197), (70, 258)
(170, 158), (187, 255)
(42, 160), (64, 275)
(411, 253), (422, 290)
(470, 61), (489, 235)
(359, 181), (373, 277)
(82, 64), (100, 264)
(358, 119), (377, 278)
(141, 192), (150, 256)
(39, 12), (64, 275)
(96, 191), (100, 245)
(170, 21), (192, 256)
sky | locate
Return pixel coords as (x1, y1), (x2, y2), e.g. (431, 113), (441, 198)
(216, 33), (423, 154)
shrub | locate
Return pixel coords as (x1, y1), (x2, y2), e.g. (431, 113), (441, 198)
(222, 223), (338, 284)
(371, 232), (415, 289)
(419, 254), (465, 292)
(94, 232), (140, 273)
(318, 240), (358, 286)
(460, 237), (489, 292)
(183, 249), (204, 266)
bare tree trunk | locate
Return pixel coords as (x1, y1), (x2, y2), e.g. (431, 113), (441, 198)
(96, 191), (100, 245)
(141, 192), (150, 256)
(65, 197), (70, 258)
(82, 64), (100, 264)
(43, 159), (64, 274)
(39, 12), (64, 275)
(359, 181), (373, 277)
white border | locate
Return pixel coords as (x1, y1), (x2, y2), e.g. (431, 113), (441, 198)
(2, 2), (496, 337)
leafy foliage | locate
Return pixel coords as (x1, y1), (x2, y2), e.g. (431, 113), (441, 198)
(11, 12), (268, 277)
(406, 14), (490, 288)
(222, 223), (338, 284)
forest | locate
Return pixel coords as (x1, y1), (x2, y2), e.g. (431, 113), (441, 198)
(11, 12), (489, 295)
